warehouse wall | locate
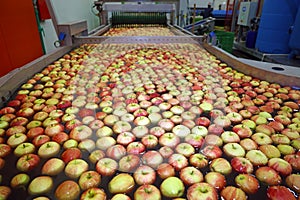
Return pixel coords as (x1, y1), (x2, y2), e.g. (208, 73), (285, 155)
(41, 0), (100, 53)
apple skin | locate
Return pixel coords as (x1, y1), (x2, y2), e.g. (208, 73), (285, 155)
(255, 166), (282, 186)
(64, 159), (89, 179)
(16, 153), (40, 172)
(189, 153), (209, 169)
(78, 170), (101, 190)
(108, 173), (135, 194)
(285, 174), (300, 193)
(160, 177), (185, 198)
(231, 157), (254, 174)
(61, 147), (82, 164)
(42, 158), (65, 176)
(111, 194), (131, 200)
(210, 158), (232, 175)
(267, 186), (296, 200)
(0, 186), (11, 200)
(80, 187), (106, 200)
(168, 153), (188, 171)
(235, 174), (260, 194)
(133, 165), (156, 185)
(220, 186), (247, 200)
(246, 150), (268, 166)
(55, 180), (80, 200)
(204, 172), (226, 191)
(134, 184), (161, 200)
(141, 150), (163, 169)
(268, 157), (292, 176)
(118, 154), (140, 173)
(187, 182), (218, 200)
(157, 163), (175, 179)
(28, 176), (53, 195)
(10, 173), (30, 188)
(201, 145), (223, 160)
(179, 166), (203, 186)
(96, 157), (118, 176)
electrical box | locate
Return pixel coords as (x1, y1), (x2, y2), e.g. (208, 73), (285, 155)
(237, 2), (258, 26)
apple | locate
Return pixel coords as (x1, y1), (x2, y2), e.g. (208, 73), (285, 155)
(78, 170), (101, 190)
(126, 141), (145, 154)
(207, 124), (224, 135)
(187, 182), (218, 200)
(141, 134), (158, 149)
(246, 149), (269, 166)
(134, 184), (161, 200)
(189, 153), (209, 169)
(220, 186), (247, 200)
(7, 133), (27, 148)
(284, 154), (300, 170)
(6, 125), (26, 136)
(201, 145), (223, 160)
(55, 180), (80, 200)
(259, 144), (281, 158)
(159, 133), (180, 148)
(168, 153), (188, 171)
(42, 158), (65, 176)
(118, 154), (140, 173)
(96, 157), (118, 176)
(221, 131), (240, 143)
(204, 171), (226, 191)
(80, 188), (106, 200)
(28, 176), (53, 195)
(235, 173), (259, 194)
(64, 158), (89, 179)
(96, 126), (113, 137)
(286, 174), (300, 193)
(255, 166), (282, 186)
(157, 163), (175, 179)
(239, 138), (258, 151)
(195, 116), (210, 127)
(205, 134), (223, 146)
(133, 165), (156, 185)
(223, 143), (245, 157)
(268, 157), (292, 176)
(277, 144), (295, 155)
(232, 124), (252, 138)
(15, 152), (39, 173)
(267, 186), (296, 200)
(251, 133), (272, 145)
(231, 156), (253, 173)
(116, 132), (136, 146)
(210, 157), (232, 175)
(132, 125), (149, 138)
(27, 126), (44, 139)
(111, 194), (131, 200)
(158, 146), (174, 159)
(108, 173), (135, 194)
(0, 186), (11, 200)
(70, 125), (93, 141)
(38, 141), (60, 159)
(106, 144), (127, 160)
(96, 136), (116, 151)
(14, 142), (35, 157)
(10, 173), (30, 188)
(141, 150), (163, 169)
(158, 119), (175, 131)
(160, 177), (184, 198)
(179, 166), (203, 186)
(112, 120), (132, 134)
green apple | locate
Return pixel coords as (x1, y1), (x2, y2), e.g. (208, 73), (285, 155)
(160, 177), (184, 198)
(108, 173), (135, 194)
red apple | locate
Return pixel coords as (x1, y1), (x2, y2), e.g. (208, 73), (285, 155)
(55, 180), (80, 200)
(204, 171), (226, 191)
(220, 186), (247, 200)
(78, 170), (101, 190)
(80, 188), (106, 200)
(179, 166), (203, 186)
(235, 173), (260, 194)
(16, 153), (40, 172)
(96, 157), (118, 176)
(133, 165), (156, 185)
(134, 184), (161, 200)
(267, 186), (296, 200)
(187, 182), (218, 200)
(255, 166), (282, 186)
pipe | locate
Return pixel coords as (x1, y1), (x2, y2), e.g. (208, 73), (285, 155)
(261, 53), (289, 62)
(33, 0), (46, 54)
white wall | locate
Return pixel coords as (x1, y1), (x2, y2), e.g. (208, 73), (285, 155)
(40, 0), (100, 53)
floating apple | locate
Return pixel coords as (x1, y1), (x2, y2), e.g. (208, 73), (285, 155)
(160, 177), (184, 198)
(108, 173), (135, 194)
(55, 180), (80, 200)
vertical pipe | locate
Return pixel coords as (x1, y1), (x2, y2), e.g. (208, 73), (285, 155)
(191, 3), (196, 33)
(33, 0), (46, 54)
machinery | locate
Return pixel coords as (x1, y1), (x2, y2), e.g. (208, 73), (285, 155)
(0, 2), (299, 200)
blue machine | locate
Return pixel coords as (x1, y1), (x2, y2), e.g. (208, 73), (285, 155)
(255, 0), (299, 54)
(289, 3), (300, 58)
